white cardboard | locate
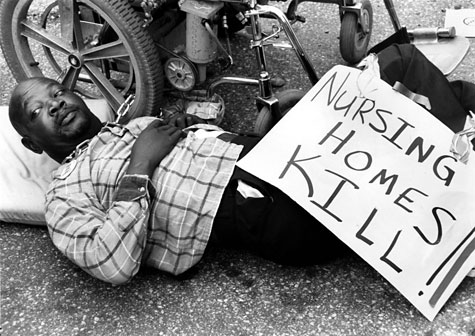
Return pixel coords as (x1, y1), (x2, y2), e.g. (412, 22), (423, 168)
(237, 65), (475, 320)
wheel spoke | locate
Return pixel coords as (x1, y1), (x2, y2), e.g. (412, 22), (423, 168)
(83, 62), (125, 111)
(83, 41), (129, 61)
(57, 0), (74, 46)
(58, 0), (84, 50)
(21, 20), (72, 55)
(58, 66), (81, 90)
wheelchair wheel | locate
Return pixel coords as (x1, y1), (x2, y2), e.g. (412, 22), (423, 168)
(254, 89), (306, 137)
(0, 0), (163, 123)
(339, 0), (373, 64)
(164, 56), (198, 91)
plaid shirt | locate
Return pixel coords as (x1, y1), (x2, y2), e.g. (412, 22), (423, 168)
(45, 117), (242, 284)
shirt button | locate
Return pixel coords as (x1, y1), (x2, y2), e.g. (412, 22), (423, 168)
(139, 187), (145, 192)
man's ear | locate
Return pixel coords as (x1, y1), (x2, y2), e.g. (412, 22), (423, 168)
(21, 137), (43, 154)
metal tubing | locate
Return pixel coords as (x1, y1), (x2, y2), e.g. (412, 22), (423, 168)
(259, 71), (272, 99)
(249, 14), (268, 73)
(383, 0), (402, 32)
(203, 20), (234, 66)
(207, 76), (260, 98)
(296, 0), (343, 4)
(249, 4), (319, 85)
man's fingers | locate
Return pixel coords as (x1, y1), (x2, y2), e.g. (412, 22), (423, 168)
(145, 121), (186, 140)
(150, 119), (166, 127)
(157, 124), (185, 139)
(171, 127), (186, 140)
(175, 117), (186, 129)
(158, 124), (179, 134)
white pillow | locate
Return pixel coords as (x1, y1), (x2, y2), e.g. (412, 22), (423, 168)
(0, 100), (114, 225)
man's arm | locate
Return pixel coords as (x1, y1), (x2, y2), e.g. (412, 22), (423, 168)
(45, 186), (152, 285)
(127, 115), (202, 177)
(127, 120), (183, 177)
(45, 120), (185, 285)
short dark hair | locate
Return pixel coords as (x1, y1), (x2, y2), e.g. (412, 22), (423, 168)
(8, 77), (58, 136)
(9, 82), (27, 136)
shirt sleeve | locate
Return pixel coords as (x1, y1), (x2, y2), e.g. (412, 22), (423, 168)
(115, 174), (155, 202)
(45, 174), (154, 285)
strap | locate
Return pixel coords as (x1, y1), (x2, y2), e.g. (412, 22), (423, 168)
(393, 81), (432, 111)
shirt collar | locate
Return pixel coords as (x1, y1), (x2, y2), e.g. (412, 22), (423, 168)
(62, 139), (91, 164)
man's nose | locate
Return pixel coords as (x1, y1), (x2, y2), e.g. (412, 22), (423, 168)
(48, 99), (65, 115)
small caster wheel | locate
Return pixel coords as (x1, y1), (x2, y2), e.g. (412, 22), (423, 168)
(254, 89), (306, 137)
(339, 0), (373, 64)
(164, 56), (199, 91)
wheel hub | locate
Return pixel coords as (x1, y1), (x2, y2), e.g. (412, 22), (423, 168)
(164, 57), (197, 91)
(68, 53), (83, 69)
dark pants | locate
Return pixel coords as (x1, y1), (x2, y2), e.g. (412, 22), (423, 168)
(211, 135), (349, 266)
(378, 43), (471, 133)
(211, 43), (473, 266)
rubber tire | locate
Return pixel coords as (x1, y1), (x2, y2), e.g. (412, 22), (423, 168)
(254, 89), (306, 137)
(339, 0), (373, 64)
(0, 0), (163, 122)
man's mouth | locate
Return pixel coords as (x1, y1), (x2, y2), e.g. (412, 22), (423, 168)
(59, 111), (75, 126)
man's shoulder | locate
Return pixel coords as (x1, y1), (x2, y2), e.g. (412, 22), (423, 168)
(99, 116), (158, 136)
(124, 116), (158, 127)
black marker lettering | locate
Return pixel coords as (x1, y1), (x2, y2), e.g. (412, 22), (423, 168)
(333, 92), (358, 117)
(369, 109), (392, 133)
(311, 71), (351, 104)
(279, 145), (321, 197)
(426, 227), (475, 287)
(356, 208), (377, 245)
(414, 207), (455, 245)
(381, 117), (415, 150)
(352, 98), (376, 123)
(405, 137), (435, 163)
(394, 187), (428, 213)
(319, 122), (355, 154)
(369, 169), (399, 195)
(380, 230), (403, 273)
(433, 155), (456, 187)
(429, 234), (475, 307)
(310, 169), (359, 222)
(344, 151), (373, 171)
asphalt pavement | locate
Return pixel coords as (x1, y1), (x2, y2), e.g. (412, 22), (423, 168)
(1, 0), (475, 335)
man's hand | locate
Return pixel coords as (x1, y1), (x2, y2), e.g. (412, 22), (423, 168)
(127, 120), (184, 177)
(166, 113), (205, 129)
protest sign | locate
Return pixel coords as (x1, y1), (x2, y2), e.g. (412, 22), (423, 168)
(237, 65), (475, 320)
(445, 8), (475, 37)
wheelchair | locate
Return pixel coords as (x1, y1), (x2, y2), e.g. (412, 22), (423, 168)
(0, 0), (373, 133)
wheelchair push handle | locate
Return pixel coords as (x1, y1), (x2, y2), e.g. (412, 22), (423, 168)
(408, 27), (457, 42)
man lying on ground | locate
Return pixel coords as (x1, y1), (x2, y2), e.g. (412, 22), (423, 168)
(8, 44), (475, 284)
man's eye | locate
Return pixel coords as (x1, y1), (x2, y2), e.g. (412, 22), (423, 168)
(54, 89), (65, 97)
(31, 108), (41, 119)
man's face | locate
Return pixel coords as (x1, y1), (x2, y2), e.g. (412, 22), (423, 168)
(15, 78), (97, 154)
